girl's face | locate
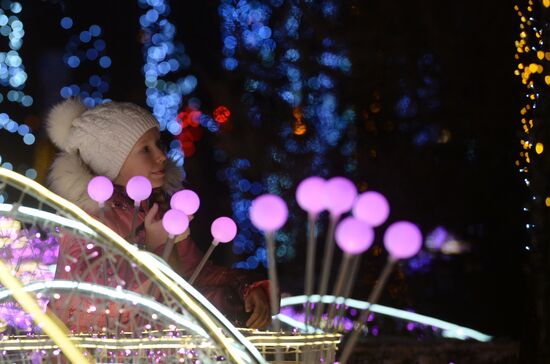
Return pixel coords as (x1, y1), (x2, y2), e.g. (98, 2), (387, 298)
(114, 128), (167, 188)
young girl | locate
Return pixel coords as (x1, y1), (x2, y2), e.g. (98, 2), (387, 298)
(45, 98), (271, 331)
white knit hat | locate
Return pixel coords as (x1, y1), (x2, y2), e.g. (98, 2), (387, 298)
(46, 99), (160, 180)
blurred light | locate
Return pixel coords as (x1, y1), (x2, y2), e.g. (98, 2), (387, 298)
(223, 57), (238, 70)
(23, 133), (35, 145)
(99, 56), (111, 68)
(89, 24), (101, 37)
(79, 31), (91, 43)
(94, 39), (106, 51)
(24, 168), (37, 179)
(86, 48), (99, 60)
(67, 55), (80, 68)
(213, 106), (230, 123)
(60, 17), (73, 29)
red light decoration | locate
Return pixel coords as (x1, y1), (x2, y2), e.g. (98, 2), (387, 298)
(176, 107), (204, 157)
(213, 105), (231, 124)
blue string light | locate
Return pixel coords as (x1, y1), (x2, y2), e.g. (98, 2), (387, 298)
(59, 18), (112, 108)
(0, 1), (36, 178)
(218, 0), (355, 266)
(138, 0), (202, 168)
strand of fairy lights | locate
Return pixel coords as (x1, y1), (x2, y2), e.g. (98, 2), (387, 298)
(514, 0), (550, 252)
(0, 1), (36, 182)
(137, 0), (197, 168)
(217, 1), (356, 267)
(58, 16), (112, 108)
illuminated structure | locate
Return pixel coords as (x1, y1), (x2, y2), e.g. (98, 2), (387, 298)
(0, 165), (497, 363)
(0, 167), (267, 363)
(0, 167), (344, 363)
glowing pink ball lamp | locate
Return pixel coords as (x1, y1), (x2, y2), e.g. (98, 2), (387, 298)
(87, 176), (114, 223)
(160, 209), (189, 260)
(211, 216), (237, 243)
(384, 221), (423, 259)
(170, 189), (200, 215)
(162, 209), (190, 237)
(87, 176), (114, 206)
(189, 217), (238, 284)
(323, 177), (357, 217)
(353, 191), (390, 227)
(125, 176), (153, 243)
(126, 176), (152, 206)
(249, 194), (288, 333)
(335, 217), (375, 255)
(296, 176), (326, 216)
(250, 194), (288, 232)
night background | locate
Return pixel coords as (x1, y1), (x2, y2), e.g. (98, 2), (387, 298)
(0, 0), (546, 362)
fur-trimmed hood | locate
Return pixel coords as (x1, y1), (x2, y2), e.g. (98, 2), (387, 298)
(47, 152), (184, 214)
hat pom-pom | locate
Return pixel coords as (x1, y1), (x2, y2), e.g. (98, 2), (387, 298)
(46, 98), (87, 151)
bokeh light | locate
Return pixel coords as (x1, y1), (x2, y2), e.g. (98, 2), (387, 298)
(0, 1), (36, 175)
(59, 19), (110, 107)
(213, 105), (231, 124)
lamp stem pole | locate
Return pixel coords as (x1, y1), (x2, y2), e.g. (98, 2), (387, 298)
(339, 258), (396, 364)
(312, 214), (338, 329)
(189, 240), (218, 284)
(304, 213), (317, 331)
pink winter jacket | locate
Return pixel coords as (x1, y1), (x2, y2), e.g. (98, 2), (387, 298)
(50, 187), (268, 332)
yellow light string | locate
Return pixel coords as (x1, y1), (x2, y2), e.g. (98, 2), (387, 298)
(514, 0), (547, 211)
(0, 259), (92, 363)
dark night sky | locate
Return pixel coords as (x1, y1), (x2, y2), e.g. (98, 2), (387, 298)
(0, 0), (525, 340)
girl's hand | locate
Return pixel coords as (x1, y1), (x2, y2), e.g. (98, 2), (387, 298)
(144, 203), (169, 251)
(244, 287), (271, 329)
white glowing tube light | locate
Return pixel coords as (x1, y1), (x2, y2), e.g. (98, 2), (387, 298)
(280, 295), (492, 342)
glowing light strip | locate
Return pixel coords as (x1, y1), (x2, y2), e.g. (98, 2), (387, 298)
(140, 251), (266, 364)
(0, 203), (96, 236)
(281, 295), (493, 342)
(275, 313), (322, 334)
(0, 260), (90, 363)
(245, 333), (340, 347)
(0, 167), (257, 364)
(0, 336), (214, 351)
(0, 280), (208, 338)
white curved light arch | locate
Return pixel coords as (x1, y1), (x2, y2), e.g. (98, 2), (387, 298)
(280, 295), (493, 342)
